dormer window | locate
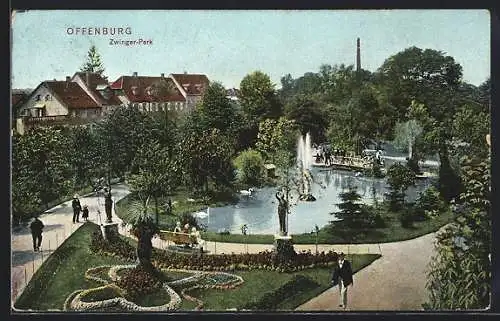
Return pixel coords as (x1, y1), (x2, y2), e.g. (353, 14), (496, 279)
(131, 86), (139, 96)
(35, 95), (41, 101)
(146, 87), (152, 96)
(45, 94), (51, 101)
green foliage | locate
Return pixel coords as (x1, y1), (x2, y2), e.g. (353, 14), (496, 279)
(393, 119), (423, 158)
(426, 155), (490, 310)
(233, 149), (266, 187)
(98, 106), (157, 180)
(199, 82), (240, 136)
(80, 45), (105, 76)
(332, 182), (374, 229)
(284, 95), (328, 143)
(256, 117), (298, 163)
(12, 127), (75, 222)
(242, 275), (320, 310)
(414, 186), (445, 221)
(386, 163), (416, 212)
(239, 71), (282, 123)
(178, 117), (235, 193)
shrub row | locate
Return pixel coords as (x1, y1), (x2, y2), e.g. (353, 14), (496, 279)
(242, 275), (320, 310)
(90, 231), (339, 273)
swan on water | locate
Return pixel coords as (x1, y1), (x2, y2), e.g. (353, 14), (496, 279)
(193, 207), (210, 219)
(239, 188), (254, 196)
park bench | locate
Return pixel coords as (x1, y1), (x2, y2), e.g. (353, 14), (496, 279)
(159, 230), (197, 247)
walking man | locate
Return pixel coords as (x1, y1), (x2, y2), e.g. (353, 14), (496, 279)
(29, 216), (44, 251)
(72, 194), (82, 223)
(331, 252), (353, 310)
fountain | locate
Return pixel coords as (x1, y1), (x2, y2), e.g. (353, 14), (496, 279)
(297, 133), (316, 202)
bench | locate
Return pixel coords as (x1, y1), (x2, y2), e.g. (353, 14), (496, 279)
(159, 231), (197, 246)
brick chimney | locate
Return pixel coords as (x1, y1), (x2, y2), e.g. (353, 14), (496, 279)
(356, 38), (361, 73)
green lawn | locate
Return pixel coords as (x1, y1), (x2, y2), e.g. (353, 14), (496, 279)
(14, 223), (131, 311)
(182, 253), (380, 311)
(201, 205), (454, 244)
(14, 221), (381, 311)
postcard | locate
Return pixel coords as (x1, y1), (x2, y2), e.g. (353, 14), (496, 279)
(10, 9), (491, 312)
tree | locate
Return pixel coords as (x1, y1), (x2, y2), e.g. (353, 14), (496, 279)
(127, 199), (160, 272)
(127, 140), (180, 225)
(332, 182), (367, 229)
(393, 119), (423, 159)
(239, 71), (282, 123)
(255, 117), (298, 163)
(284, 95), (328, 143)
(233, 149), (266, 187)
(12, 127), (74, 223)
(67, 125), (103, 186)
(378, 47), (464, 202)
(178, 115), (235, 194)
(199, 82), (239, 136)
(80, 45), (106, 76)
(386, 162), (416, 212)
(97, 106), (157, 183)
(425, 154), (490, 309)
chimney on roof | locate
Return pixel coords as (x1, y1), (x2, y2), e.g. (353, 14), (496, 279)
(161, 73), (165, 78)
(133, 72), (138, 77)
(86, 71), (91, 87)
(66, 76), (71, 89)
(183, 71), (187, 74)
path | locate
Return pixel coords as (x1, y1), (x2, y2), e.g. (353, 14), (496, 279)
(295, 230), (440, 311)
(12, 184), (441, 311)
(10, 184), (130, 306)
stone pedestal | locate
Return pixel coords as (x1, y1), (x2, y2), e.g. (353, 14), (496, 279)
(272, 235), (296, 264)
(100, 223), (119, 241)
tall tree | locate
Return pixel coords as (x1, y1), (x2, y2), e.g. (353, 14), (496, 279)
(256, 117), (297, 163)
(198, 82), (239, 136)
(239, 71), (282, 123)
(80, 45), (106, 76)
(284, 95), (328, 143)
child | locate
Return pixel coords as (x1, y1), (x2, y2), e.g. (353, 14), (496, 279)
(82, 205), (89, 221)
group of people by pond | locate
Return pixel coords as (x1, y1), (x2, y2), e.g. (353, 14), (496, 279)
(313, 144), (385, 169)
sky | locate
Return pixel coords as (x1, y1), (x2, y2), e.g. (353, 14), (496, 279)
(11, 10), (490, 89)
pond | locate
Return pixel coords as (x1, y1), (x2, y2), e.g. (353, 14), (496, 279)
(198, 167), (433, 235)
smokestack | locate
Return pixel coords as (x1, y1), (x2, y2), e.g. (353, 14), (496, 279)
(356, 38), (361, 73)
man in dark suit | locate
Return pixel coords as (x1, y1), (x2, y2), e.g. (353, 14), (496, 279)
(72, 194), (82, 223)
(29, 216), (44, 251)
(331, 252), (353, 310)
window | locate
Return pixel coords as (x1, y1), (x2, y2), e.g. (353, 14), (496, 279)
(45, 94), (51, 101)
(35, 95), (41, 101)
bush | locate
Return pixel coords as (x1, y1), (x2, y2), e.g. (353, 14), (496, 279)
(233, 149), (266, 187)
(414, 186), (445, 220)
(400, 209), (414, 228)
(242, 275), (320, 310)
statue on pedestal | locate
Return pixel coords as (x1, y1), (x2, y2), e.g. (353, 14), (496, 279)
(275, 190), (289, 236)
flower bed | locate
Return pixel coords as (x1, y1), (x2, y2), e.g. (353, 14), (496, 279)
(90, 231), (339, 273)
(66, 265), (181, 312)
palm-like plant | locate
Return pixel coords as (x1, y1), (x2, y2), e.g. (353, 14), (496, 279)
(127, 197), (160, 272)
